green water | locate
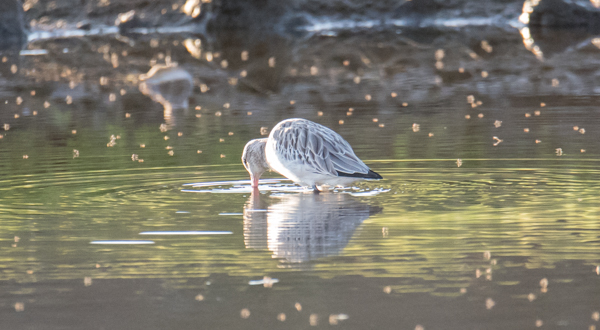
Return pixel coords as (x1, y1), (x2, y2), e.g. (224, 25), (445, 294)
(1, 30), (600, 329)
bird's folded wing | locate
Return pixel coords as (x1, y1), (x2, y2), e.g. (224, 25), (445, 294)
(273, 121), (370, 176)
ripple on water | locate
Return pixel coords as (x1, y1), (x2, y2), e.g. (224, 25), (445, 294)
(0, 162), (599, 282)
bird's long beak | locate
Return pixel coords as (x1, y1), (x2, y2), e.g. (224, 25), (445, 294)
(251, 175), (259, 188)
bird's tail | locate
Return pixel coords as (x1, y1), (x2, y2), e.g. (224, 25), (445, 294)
(337, 169), (383, 180)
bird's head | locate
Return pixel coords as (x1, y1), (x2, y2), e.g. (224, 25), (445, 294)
(241, 138), (269, 188)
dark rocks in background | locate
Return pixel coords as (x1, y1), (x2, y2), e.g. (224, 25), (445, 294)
(0, 0), (28, 50)
(528, 0), (600, 31)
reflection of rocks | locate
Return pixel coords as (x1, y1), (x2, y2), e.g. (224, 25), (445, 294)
(0, 0), (27, 50)
(139, 64), (193, 125)
(244, 192), (382, 264)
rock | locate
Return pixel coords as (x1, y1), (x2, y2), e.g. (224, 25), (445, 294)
(528, 0), (600, 30)
(139, 64), (194, 126)
(0, 0), (28, 49)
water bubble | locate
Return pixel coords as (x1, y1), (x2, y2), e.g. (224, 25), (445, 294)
(329, 314), (349, 325)
(435, 49), (445, 61)
(485, 298), (495, 309)
(107, 135), (117, 147)
(240, 308), (250, 319)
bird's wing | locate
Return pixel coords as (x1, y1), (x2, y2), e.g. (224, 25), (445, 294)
(271, 119), (370, 176)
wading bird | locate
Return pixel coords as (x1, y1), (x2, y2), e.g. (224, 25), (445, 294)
(242, 118), (382, 192)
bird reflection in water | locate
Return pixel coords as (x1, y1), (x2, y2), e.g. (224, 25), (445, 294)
(139, 63), (193, 126)
(244, 191), (382, 265)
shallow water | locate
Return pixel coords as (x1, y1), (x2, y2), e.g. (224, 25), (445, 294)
(2, 21), (600, 330)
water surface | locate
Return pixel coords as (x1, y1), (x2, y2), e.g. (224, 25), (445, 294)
(1, 20), (600, 330)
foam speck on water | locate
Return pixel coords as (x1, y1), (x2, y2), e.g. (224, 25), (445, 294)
(139, 231), (232, 235)
(90, 240), (155, 245)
